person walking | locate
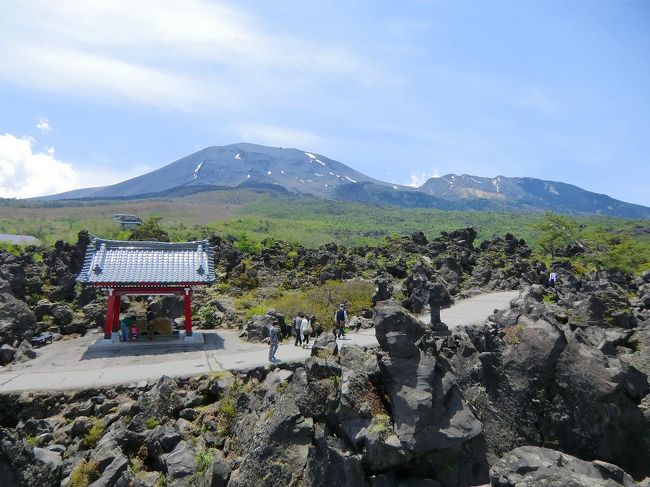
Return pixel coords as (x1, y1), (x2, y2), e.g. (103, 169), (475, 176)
(146, 297), (155, 341)
(334, 304), (348, 339)
(268, 323), (279, 362)
(301, 315), (311, 348)
(293, 314), (303, 347)
(548, 271), (557, 288)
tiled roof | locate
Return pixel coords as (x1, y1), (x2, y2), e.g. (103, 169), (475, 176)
(77, 238), (215, 285)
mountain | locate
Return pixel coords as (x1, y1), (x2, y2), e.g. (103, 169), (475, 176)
(47, 143), (393, 200)
(42, 143), (650, 218)
(419, 174), (650, 218)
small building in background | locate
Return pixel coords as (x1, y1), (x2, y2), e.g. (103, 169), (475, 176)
(113, 214), (143, 230)
(0, 234), (41, 246)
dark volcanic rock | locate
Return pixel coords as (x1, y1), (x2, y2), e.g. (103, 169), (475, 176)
(373, 300), (489, 485)
(0, 293), (36, 345)
(450, 297), (650, 479)
(490, 446), (636, 487)
(0, 427), (61, 487)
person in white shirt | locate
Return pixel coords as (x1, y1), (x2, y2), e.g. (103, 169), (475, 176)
(300, 316), (311, 348)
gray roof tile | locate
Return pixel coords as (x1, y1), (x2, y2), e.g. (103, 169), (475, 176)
(77, 238), (215, 285)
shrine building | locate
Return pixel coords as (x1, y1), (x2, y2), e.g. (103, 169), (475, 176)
(76, 238), (215, 340)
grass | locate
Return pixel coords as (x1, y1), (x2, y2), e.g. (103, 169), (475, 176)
(368, 413), (391, 435)
(25, 435), (39, 447)
(245, 279), (374, 327)
(70, 460), (100, 487)
(262, 409), (274, 421)
(82, 418), (105, 448)
(542, 293), (557, 304)
(195, 446), (214, 474)
(0, 189), (647, 273)
(502, 325), (524, 345)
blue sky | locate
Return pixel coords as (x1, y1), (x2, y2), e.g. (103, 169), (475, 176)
(0, 0), (648, 205)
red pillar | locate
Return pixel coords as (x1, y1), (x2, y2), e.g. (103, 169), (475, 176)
(105, 294), (116, 339)
(112, 294), (121, 332)
(184, 289), (193, 337)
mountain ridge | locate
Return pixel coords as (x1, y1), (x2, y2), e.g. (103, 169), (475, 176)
(40, 143), (650, 218)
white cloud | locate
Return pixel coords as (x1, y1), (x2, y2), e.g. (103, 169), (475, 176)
(0, 0), (363, 111)
(239, 124), (324, 149)
(0, 134), (79, 198)
(36, 117), (51, 133)
(406, 170), (440, 187)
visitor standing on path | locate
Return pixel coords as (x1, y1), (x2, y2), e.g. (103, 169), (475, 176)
(334, 304), (348, 339)
(268, 323), (279, 362)
(146, 297), (155, 341)
(120, 315), (128, 342)
(301, 315), (311, 348)
(548, 272), (557, 288)
(293, 314), (303, 347)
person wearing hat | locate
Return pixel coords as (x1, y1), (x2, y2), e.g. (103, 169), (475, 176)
(334, 303), (348, 340)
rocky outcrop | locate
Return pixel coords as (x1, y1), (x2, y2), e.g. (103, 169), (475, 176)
(490, 446), (636, 487)
(373, 300), (489, 485)
(447, 280), (650, 479)
(0, 293), (36, 345)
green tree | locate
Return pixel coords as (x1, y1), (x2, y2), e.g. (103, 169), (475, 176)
(535, 211), (579, 257)
(128, 217), (170, 242)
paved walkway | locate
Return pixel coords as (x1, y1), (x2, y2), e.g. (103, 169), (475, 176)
(0, 290), (519, 393)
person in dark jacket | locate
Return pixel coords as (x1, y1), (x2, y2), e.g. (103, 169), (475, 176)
(146, 297), (155, 341)
(268, 323), (279, 362)
(293, 314), (303, 346)
(334, 304), (348, 339)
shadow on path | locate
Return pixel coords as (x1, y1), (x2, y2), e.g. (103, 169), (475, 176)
(79, 332), (226, 361)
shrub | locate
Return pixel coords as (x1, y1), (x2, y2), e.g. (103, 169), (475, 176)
(82, 419), (105, 448)
(263, 280), (374, 329)
(262, 410), (274, 421)
(26, 435), (39, 447)
(542, 293), (556, 304)
(128, 216), (170, 242)
(195, 447), (213, 474)
(70, 460), (100, 487)
(368, 413), (391, 435)
(502, 325), (524, 345)
(146, 417), (160, 429)
(235, 232), (262, 254)
(197, 305), (221, 327)
(220, 396), (237, 420)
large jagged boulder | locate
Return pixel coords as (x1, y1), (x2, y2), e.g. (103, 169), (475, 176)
(0, 254), (28, 298)
(371, 275), (393, 305)
(227, 386), (314, 486)
(0, 293), (36, 345)
(450, 300), (650, 479)
(0, 427), (61, 487)
(573, 289), (636, 328)
(138, 376), (184, 419)
(373, 301), (489, 485)
(303, 423), (368, 487)
(490, 446), (636, 487)
(242, 314), (273, 342)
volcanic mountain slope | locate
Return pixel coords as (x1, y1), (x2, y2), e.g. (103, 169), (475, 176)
(46, 143), (402, 201)
(42, 143), (650, 218)
(420, 173), (650, 217)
